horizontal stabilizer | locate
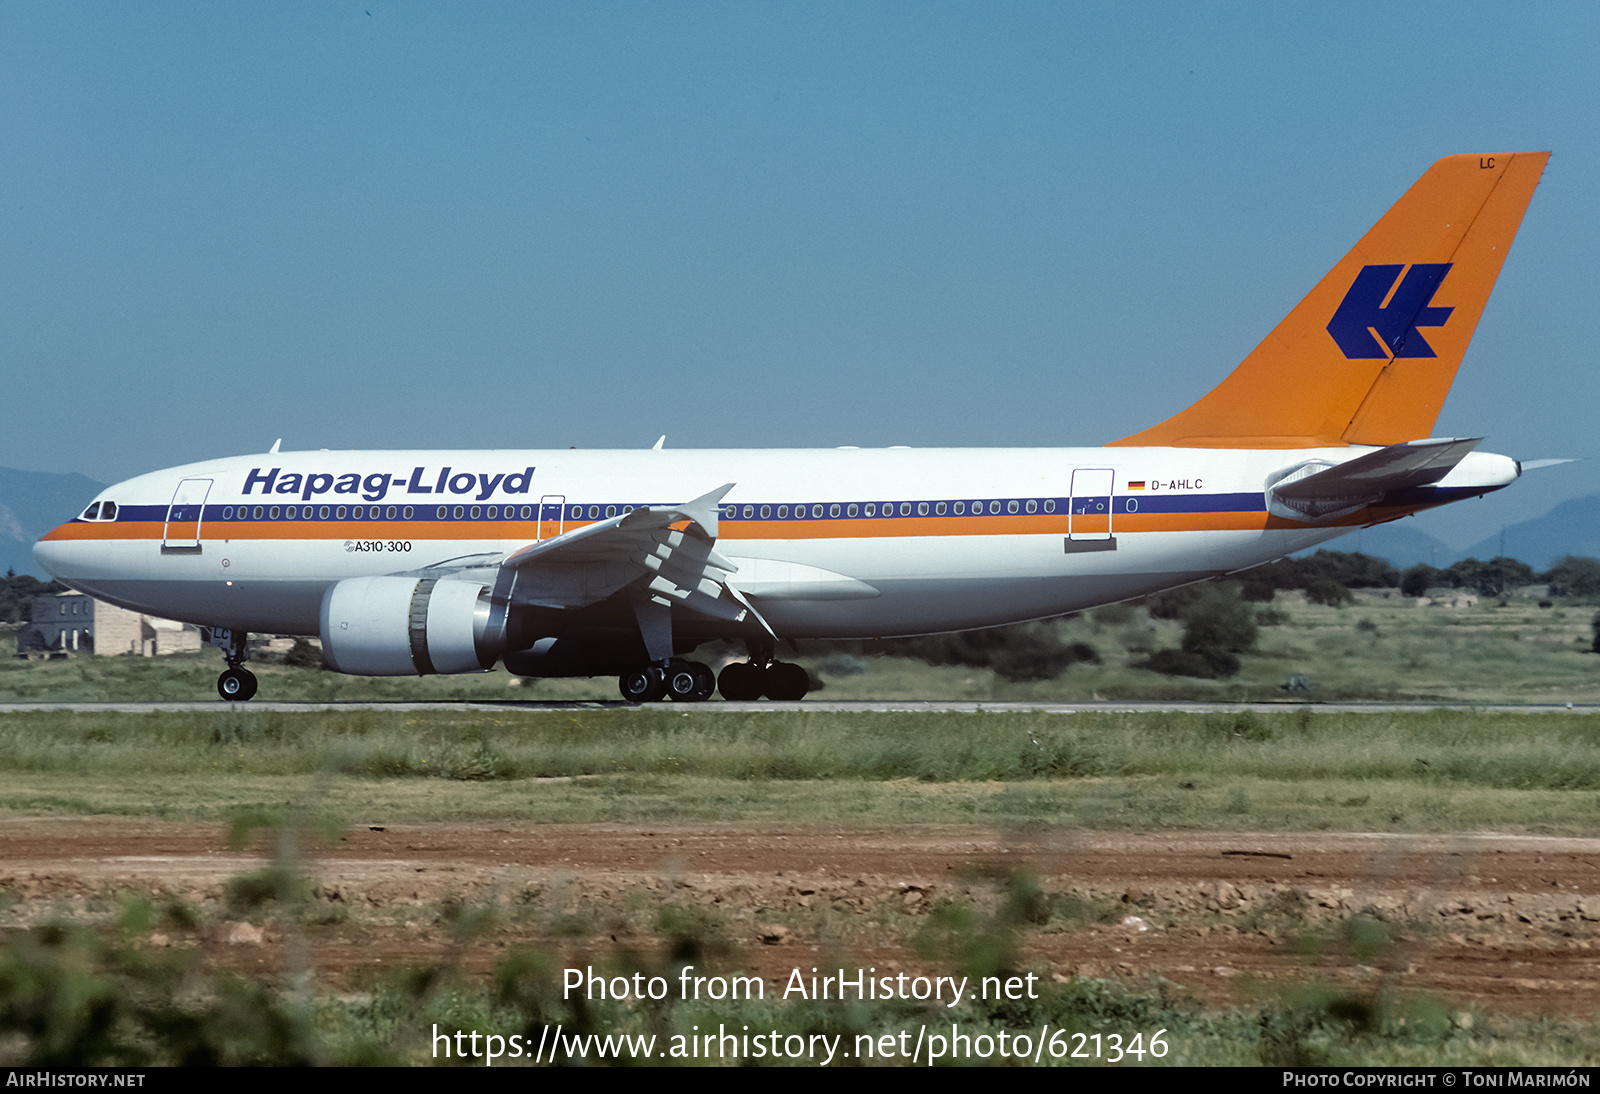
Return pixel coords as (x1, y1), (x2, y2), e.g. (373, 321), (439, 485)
(1267, 437), (1481, 522)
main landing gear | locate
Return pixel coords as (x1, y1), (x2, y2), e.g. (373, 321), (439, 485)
(617, 657), (810, 702)
(213, 629), (258, 702)
(715, 660), (809, 701)
(619, 659), (716, 703)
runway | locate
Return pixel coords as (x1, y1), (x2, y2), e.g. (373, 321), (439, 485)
(2, 699), (1597, 714)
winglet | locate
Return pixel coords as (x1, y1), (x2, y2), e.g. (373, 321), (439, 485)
(652, 435), (666, 450)
(269, 438), (282, 454)
(1111, 152), (1550, 449)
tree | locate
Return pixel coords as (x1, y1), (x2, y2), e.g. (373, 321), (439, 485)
(1400, 564), (1449, 597)
(1236, 550), (1398, 602)
(1542, 556), (1600, 599)
(1448, 556), (1534, 598)
(0, 573), (68, 625)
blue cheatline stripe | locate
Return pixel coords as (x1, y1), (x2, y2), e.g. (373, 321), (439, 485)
(90, 490), (1275, 526)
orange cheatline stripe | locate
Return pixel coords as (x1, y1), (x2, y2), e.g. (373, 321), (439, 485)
(38, 499), (1453, 546)
(37, 511), (1320, 543)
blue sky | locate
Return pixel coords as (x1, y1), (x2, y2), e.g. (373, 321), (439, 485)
(4, 2), (1598, 549)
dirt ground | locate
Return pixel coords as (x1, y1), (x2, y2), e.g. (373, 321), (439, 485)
(3, 817), (1599, 1016)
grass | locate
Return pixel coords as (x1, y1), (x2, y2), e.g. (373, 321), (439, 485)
(6, 587), (1600, 705)
(0, 707), (1597, 831)
(5, 870), (1600, 1066)
(3, 648), (1600, 1065)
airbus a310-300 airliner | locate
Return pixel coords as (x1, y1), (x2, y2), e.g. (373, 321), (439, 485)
(36, 153), (1553, 702)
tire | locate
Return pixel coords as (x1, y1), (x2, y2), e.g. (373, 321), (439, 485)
(689, 661), (716, 702)
(763, 662), (810, 701)
(665, 661), (702, 702)
(619, 667), (666, 703)
(218, 668), (258, 702)
(717, 662), (763, 701)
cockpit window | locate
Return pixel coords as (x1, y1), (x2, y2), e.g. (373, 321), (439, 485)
(81, 503), (101, 520)
(80, 501), (117, 522)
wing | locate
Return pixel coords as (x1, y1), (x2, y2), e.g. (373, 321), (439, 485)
(495, 484), (774, 635)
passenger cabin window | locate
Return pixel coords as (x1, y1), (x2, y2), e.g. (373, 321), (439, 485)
(1025, 499), (1037, 514)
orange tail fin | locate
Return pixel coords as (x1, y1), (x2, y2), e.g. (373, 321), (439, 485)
(1110, 152), (1549, 449)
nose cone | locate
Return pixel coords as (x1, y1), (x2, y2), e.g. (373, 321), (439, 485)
(32, 526), (77, 582)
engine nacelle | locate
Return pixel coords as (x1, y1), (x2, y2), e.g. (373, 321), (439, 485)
(320, 576), (497, 676)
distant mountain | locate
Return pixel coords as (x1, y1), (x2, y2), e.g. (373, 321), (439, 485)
(1321, 522), (1455, 570)
(0, 467), (105, 578)
(1461, 494), (1600, 570)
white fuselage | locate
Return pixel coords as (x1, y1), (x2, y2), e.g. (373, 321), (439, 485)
(34, 444), (1517, 643)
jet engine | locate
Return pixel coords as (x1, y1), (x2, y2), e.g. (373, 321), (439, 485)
(319, 576), (499, 675)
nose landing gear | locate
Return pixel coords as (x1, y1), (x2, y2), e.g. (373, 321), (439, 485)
(209, 628), (258, 702)
(218, 666), (258, 702)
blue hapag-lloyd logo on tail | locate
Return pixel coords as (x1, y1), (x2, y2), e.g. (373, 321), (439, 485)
(1326, 263), (1454, 359)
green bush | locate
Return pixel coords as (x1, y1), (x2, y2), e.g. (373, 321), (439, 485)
(1179, 584), (1257, 654)
(1542, 556), (1600, 599)
(1306, 577), (1353, 607)
(842, 621), (1094, 682)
